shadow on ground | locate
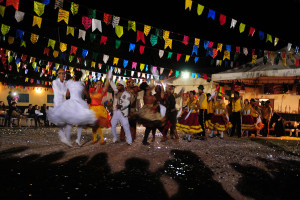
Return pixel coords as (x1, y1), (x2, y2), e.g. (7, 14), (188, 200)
(1, 147), (299, 199)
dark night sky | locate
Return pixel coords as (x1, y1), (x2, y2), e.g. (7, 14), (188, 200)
(1, 0), (300, 86)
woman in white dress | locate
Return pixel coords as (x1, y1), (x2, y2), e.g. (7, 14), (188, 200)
(48, 70), (97, 146)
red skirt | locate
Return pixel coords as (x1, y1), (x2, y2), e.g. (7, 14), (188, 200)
(242, 115), (256, 130)
(176, 111), (202, 134)
(207, 114), (231, 131)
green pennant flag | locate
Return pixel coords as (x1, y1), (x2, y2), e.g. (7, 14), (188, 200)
(90, 33), (96, 42)
(92, 52), (98, 60)
(69, 55), (74, 62)
(266, 34), (273, 43)
(233, 52), (239, 62)
(175, 70), (180, 77)
(20, 40), (26, 47)
(167, 52), (173, 59)
(48, 39), (56, 49)
(115, 40), (121, 49)
(150, 34), (158, 46)
(34, 1), (45, 16)
(88, 9), (96, 18)
(155, 28), (162, 37)
(1, 24), (10, 35)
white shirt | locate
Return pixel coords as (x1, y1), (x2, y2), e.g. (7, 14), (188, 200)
(52, 78), (67, 107)
(110, 81), (131, 117)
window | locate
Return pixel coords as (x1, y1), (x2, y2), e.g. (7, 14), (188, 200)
(18, 93), (29, 103)
(47, 95), (54, 103)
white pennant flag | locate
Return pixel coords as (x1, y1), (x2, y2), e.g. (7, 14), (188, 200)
(230, 19), (237, 28)
(147, 74), (150, 79)
(287, 43), (292, 51)
(131, 71), (135, 77)
(159, 50), (164, 58)
(112, 16), (120, 28)
(243, 47), (248, 55)
(78, 29), (86, 41)
(118, 68), (121, 74)
(15, 11), (25, 22)
(103, 54), (109, 63)
(92, 18), (102, 32)
(137, 72), (141, 77)
(151, 75), (153, 79)
(160, 67), (164, 74)
(216, 60), (220, 66)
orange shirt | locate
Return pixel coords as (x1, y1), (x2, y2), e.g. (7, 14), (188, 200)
(89, 87), (106, 106)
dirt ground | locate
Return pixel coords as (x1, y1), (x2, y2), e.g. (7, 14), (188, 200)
(1, 126), (300, 200)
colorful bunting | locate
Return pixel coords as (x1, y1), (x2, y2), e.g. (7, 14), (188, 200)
(185, 0), (192, 11)
(164, 38), (172, 49)
(128, 21), (136, 32)
(207, 9), (215, 20)
(197, 4), (204, 15)
(150, 34), (158, 46)
(100, 36), (107, 45)
(6, 0), (19, 11)
(249, 27), (255, 37)
(78, 29), (86, 40)
(137, 30), (145, 43)
(32, 16), (42, 28)
(115, 40), (121, 49)
(1, 24), (10, 35)
(92, 18), (102, 32)
(82, 16), (92, 30)
(139, 45), (145, 55)
(219, 14), (226, 25)
(15, 10), (24, 22)
(57, 9), (69, 24)
(144, 25), (151, 36)
(66, 26), (74, 36)
(30, 33), (39, 44)
(34, 1), (45, 16)
(230, 19), (237, 28)
(54, 0), (64, 9)
(239, 23), (245, 33)
(70, 2), (79, 15)
(60, 42), (67, 52)
(266, 34), (272, 43)
(103, 13), (112, 25)
(70, 46), (77, 55)
(112, 16), (120, 28)
(115, 25), (123, 38)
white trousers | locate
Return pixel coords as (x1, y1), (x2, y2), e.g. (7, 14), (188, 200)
(111, 110), (132, 144)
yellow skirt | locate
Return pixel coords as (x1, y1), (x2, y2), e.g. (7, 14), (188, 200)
(90, 105), (111, 128)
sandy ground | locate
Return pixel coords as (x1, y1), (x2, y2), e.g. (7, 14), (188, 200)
(0, 126), (300, 200)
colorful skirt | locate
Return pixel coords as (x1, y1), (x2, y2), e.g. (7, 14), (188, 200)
(131, 105), (166, 127)
(176, 111), (202, 134)
(207, 114), (231, 131)
(241, 115), (256, 130)
(90, 105), (111, 128)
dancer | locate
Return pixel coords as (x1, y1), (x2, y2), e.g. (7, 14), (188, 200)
(110, 79), (133, 145)
(49, 68), (68, 145)
(262, 100), (272, 137)
(120, 78), (141, 142)
(89, 78), (111, 145)
(241, 99), (256, 137)
(48, 70), (97, 146)
(176, 91), (202, 142)
(208, 95), (231, 139)
(132, 82), (166, 145)
(197, 85), (208, 140)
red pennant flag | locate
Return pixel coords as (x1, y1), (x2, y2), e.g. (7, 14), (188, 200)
(236, 46), (240, 53)
(77, 57), (81, 64)
(6, 0), (19, 10)
(295, 59), (299, 67)
(21, 54), (27, 62)
(203, 74), (207, 79)
(139, 45), (145, 55)
(213, 48), (218, 58)
(70, 46), (77, 55)
(98, 63), (102, 70)
(43, 47), (50, 56)
(249, 27), (255, 37)
(103, 13), (112, 25)
(1, 57), (7, 64)
(182, 35), (189, 45)
(100, 36), (107, 45)
(208, 41), (214, 48)
(136, 30), (145, 44)
(30, 78), (34, 84)
(219, 14), (226, 25)
(282, 52), (286, 58)
(176, 53), (181, 61)
(82, 16), (92, 30)
(252, 49), (255, 55)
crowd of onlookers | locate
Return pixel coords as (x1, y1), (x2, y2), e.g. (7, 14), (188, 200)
(0, 91), (49, 128)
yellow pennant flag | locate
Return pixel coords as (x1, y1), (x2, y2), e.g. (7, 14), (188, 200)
(8, 36), (14, 44)
(223, 50), (230, 60)
(57, 9), (69, 24)
(185, 55), (190, 62)
(195, 38), (200, 45)
(60, 42), (67, 52)
(25, 77), (29, 82)
(288, 52), (292, 59)
(0, 5), (5, 17)
(144, 25), (151, 36)
(140, 63), (145, 71)
(91, 61), (96, 68)
(274, 37), (279, 46)
(48, 39), (56, 49)
(266, 34), (272, 43)
(53, 50), (59, 58)
(70, 2), (79, 15)
(34, 1), (45, 16)
(32, 16), (42, 28)
(20, 40), (26, 47)
(197, 4), (204, 15)
(113, 57), (119, 65)
(66, 26), (74, 36)
(115, 25), (123, 38)
(239, 23), (245, 33)
(1, 24), (10, 35)
(217, 43), (223, 52)
(30, 33), (39, 44)
(163, 30), (170, 40)
(252, 55), (257, 64)
(164, 38), (172, 49)
(185, 0), (192, 11)
(128, 21), (136, 32)
(282, 58), (287, 66)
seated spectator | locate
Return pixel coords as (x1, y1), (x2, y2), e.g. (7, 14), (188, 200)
(7, 101), (22, 128)
(40, 104), (49, 126)
(0, 101), (8, 126)
(25, 104), (41, 128)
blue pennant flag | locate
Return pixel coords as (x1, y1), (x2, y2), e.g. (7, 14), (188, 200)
(204, 41), (209, 49)
(206, 48), (213, 57)
(197, 73), (200, 79)
(129, 43), (135, 52)
(194, 57), (199, 63)
(192, 45), (198, 55)
(41, 0), (50, 5)
(192, 73), (195, 79)
(16, 29), (24, 40)
(207, 9), (215, 20)
(145, 65), (148, 71)
(226, 45), (231, 52)
(259, 31), (264, 40)
(82, 49), (88, 58)
(60, 53), (66, 61)
(123, 60), (128, 68)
